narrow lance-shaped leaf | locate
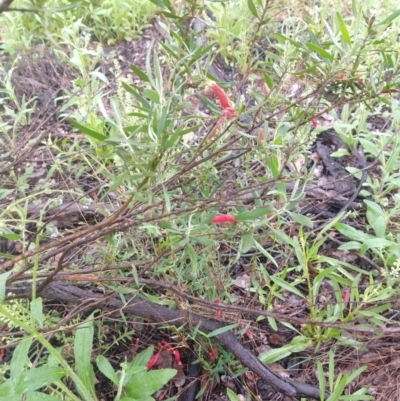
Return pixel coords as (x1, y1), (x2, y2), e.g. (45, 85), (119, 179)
(380, 9), (400, 25)
(235, 207), (273, 221)
(69, 119), (107, 141)
(336, 12), (351, 44)
(306, 43), (334, 61)
(130, 64), (150, 82)
(74, 316), (96, 398)
(247, 0), (258, 19)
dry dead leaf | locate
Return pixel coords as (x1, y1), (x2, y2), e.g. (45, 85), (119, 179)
(234, 274), (251, 289)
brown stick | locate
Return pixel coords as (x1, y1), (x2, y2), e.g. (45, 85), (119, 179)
(0, 0), (14, 13)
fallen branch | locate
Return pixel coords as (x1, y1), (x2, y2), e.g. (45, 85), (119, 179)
(0, 0), (13, 13)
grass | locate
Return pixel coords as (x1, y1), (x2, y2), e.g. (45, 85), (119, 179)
(1, 0), (400, 400)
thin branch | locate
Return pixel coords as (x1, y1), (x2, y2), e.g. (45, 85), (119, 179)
(0, 0), (14, 13)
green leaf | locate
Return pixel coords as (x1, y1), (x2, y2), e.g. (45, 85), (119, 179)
(0, 271), (11, 304)
(143, 88), (160, 104)
(364, 200), (386, 238)
(240, 234), (254, 253)
(317, 361), (326, 401)
(188, 43), (215, 67)
(207, 323), (239, 338)
(130, 346), (154, 367)
(130, 65), (150, 82)
(266, 154), (280, 177)
(274, 33), (302, 49)
(0, 233), (21, 240)
(359, 138), (379, 156)
(336, 12), (351, 44)
(96, 356), (119, 386)
(330, 149), (350, 157)
(30, 297), (44, 328)
(380, 9), (400, 25)
(263, 72), (274, 89)
(69, 119), (107, 141)
(269, 275), (304, 298)
(125, 365), (148, 376)
(147, 0), (169, 9)
(74, 316), (96, 398)
(119, 397), (142, 401)
(161, 124), (202, 150)
(334, 223), (374, 242)
(26, 391), (67, 401)
(15, 367), (66, 393)
(10, 338), (32, 385)
(325, 20), (343, 50)
(259, 340), (308, 364)
(124, 369), (177, 398)
(247, 0), (258, 18)
(193, 236), (215, 246)
(352, 0), (358, 18)
(288, 212), (313, 228)
(122, 83), (151, 109)
(48, 1), (82, 12)
(363, 237), (393, 249)
(227, 388), (241, 401)
(235, 207), (273, 221)
(345, 366), (367, 385)
(306, 43), (334, 61)
(339, 395), (374, 400)
(327, 376), (346, 401)
(156, 104), (169, 136)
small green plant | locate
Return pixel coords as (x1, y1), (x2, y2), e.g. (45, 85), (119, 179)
(96, 347), (177, 401)
(0, 337), (66, 401)
(316, 350), (373, 401)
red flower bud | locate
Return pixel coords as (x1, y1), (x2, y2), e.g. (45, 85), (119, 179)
(211, 215), (237, 224)
(161, 340), (172, 350)
(173, 350), (182, 366)
(147, 349), (161, 370)
(215, 298), (222, 317)
(209, 83), (236, 115)
(343, 288), (350, 304)
(209, 346), (218, 362)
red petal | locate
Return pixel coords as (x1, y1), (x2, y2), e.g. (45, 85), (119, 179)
(209, 83), (236, 112)
(161, 340), (172, 350)
(343, 288), (350, 304)
(147, 350), (161, 370)
(209, 346), (218, 362)
(215, 298), (222, 317)
(222, 107), (236, 118)
(311, 118), (318, 128)
(211, 215), (237, 224)
(173, 350), (182, 366)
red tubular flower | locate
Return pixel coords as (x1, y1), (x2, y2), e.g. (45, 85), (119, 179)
(209, 83), (236, 116)
(173, 350), (182, 366)
(222, 107), (236, 118)
(215, 298), (222, 317)
(211, 214), (237, 224)
(343, 288), (350, 304)
(209, 346), (218, 362)
(245, 330), (253, 339)
(311, 118), (318, 128)
(147, 349), (162, 370)
(161, 340), (172, 350)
